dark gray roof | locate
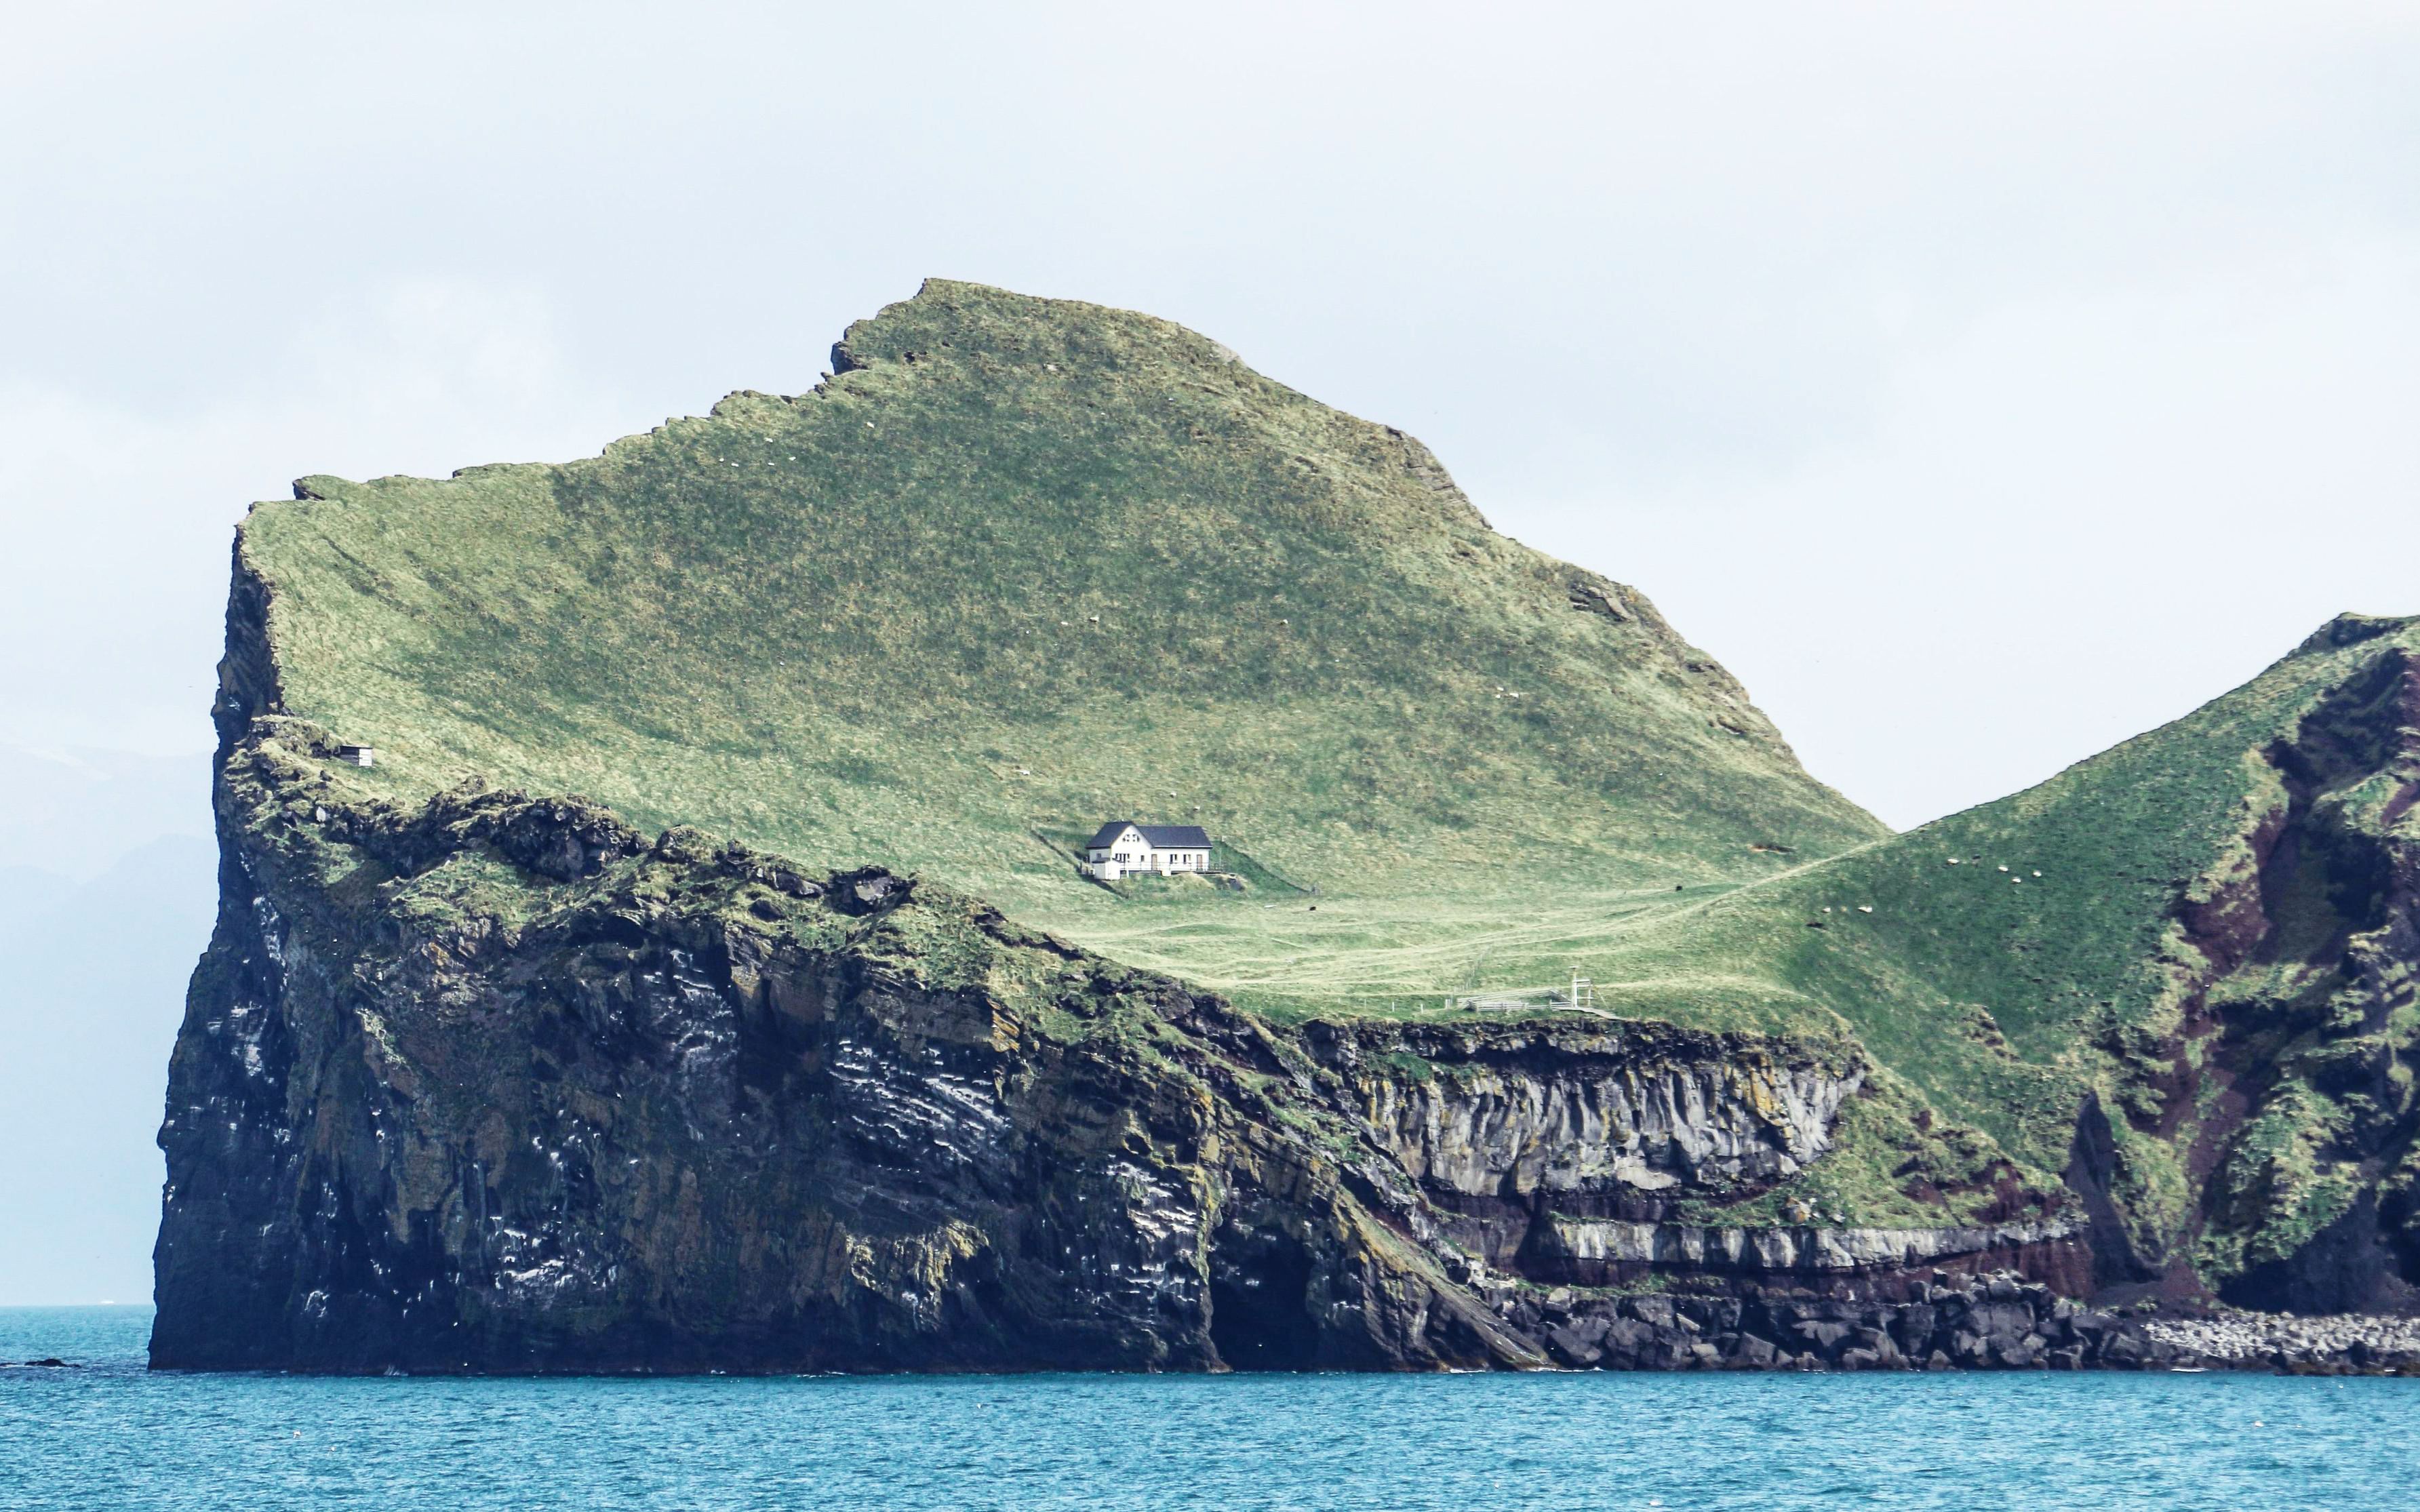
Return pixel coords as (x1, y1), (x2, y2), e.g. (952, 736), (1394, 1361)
(1086, 822), (1211, 850)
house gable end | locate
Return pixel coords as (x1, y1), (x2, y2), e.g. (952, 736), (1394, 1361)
(1085, 821), (1155, 856)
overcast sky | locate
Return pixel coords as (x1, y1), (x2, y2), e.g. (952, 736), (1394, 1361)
(7, 0), (2417, 827)
(3, 0), (2417, 1305)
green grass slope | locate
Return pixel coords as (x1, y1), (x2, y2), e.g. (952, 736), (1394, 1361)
(237, 279), (1882, 1001)
(1581, 614), (2420, 1297)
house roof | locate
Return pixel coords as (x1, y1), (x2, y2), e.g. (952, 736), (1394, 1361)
(1086, 821), (1212, 850)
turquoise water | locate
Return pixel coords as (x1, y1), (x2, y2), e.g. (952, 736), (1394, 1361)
(3, 1307), (2417, 1509)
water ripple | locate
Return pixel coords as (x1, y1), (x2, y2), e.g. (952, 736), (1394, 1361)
(2, 1309), (2415, 1511)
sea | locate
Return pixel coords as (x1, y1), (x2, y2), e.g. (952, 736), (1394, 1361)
(3, 1307), (2416, 1510)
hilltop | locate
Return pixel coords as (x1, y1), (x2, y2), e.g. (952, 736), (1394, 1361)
(232, 279), (1881, 1010)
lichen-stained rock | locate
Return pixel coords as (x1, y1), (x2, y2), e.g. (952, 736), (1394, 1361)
(1308, 1019), (1856, 1198)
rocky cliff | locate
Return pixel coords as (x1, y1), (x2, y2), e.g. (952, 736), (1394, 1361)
(2084, 620), (2420, 1313)
(153, 721), (2076, 1372)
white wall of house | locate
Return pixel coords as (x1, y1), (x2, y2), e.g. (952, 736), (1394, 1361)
(1145, 843), (1208, 874)
(1084, 826), (1210, 879)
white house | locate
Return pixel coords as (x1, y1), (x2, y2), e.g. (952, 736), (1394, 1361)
(1083, 822), (1212, 879)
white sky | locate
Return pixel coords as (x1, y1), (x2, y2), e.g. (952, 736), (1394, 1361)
(4, 0), (2416, 829)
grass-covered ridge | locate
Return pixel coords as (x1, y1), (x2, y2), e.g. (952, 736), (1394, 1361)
(239, 278), (1882, 998)
(1583, 618), (2420, 1140)
(1577, 614), (2420, 1294)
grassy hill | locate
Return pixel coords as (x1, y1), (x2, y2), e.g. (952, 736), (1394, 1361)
(224, 278), (2420, 1300)
(237, 278), (1883, 1003)
(1576, 614), (2420, 1300)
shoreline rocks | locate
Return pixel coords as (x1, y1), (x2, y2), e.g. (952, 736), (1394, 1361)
(2141, 1311), (2420, 1374)
(1490, 1269), (2420, 1374)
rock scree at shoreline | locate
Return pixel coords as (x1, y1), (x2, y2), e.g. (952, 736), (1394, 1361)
(1497, 1269), (2420, 1375)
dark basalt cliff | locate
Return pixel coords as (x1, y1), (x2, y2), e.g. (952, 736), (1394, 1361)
(156, 716), (2093, 1372)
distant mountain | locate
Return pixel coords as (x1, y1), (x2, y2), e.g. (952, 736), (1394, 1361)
(0, 744), (212, 1302)
(0, 744), (207, 879)
(0, 834), (216, 1302)
(0, 864), (71, 933)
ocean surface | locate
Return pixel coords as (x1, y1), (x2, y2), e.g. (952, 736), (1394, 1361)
(3, 1307), (2417, 1510)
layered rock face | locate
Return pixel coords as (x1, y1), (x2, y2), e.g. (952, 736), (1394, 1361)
(153, 725), (2074, 1373)
(1343, 1029), (1852, 1200)
(1306, 1020), (2085, 1300)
